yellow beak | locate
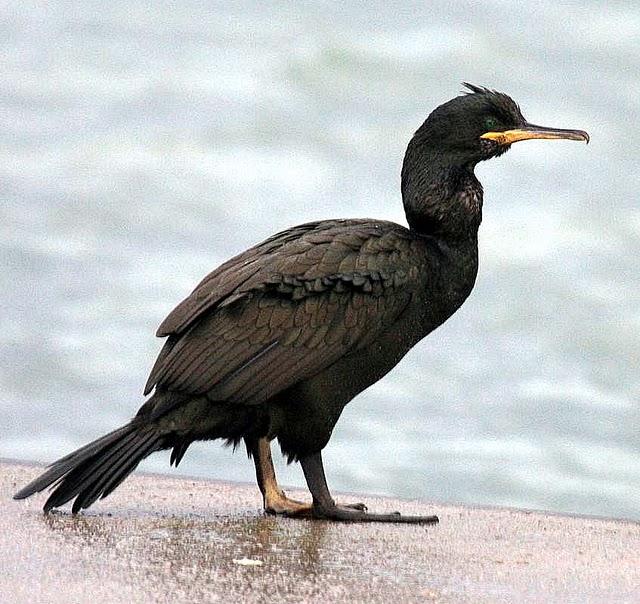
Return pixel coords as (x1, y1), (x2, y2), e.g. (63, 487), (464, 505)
(481, 123), (590, 145)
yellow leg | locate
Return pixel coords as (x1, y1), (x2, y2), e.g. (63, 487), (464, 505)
(251, 437), (312, 515)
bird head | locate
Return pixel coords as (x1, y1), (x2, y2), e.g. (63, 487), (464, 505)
(413, 83), (589, 164)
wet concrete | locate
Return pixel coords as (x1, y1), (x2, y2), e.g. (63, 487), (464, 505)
(2, 460), (639, 603)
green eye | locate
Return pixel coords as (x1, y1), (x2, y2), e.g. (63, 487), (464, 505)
(484, 117), (498, 130)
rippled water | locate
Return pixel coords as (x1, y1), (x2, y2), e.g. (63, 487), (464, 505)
(2, 1), (639, 519)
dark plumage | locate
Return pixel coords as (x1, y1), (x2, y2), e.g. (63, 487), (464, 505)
(15, 84), (588, 523)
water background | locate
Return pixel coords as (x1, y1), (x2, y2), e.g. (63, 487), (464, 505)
(2, 1), (639, 519)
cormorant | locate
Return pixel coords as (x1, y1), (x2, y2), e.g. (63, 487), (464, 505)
(14, 84), (589, 523)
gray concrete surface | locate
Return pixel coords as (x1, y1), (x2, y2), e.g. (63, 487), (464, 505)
(2, 459), (639, 603)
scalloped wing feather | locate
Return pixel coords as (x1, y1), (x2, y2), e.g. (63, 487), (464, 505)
(144, 219), (422, 405)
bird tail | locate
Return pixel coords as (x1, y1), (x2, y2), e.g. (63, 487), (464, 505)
(13, 422), (165, 513)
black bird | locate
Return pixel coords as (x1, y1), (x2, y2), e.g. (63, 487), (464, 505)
(14, 84), (588, 523)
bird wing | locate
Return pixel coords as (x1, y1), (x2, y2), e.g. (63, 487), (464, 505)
(143, 219), (423, 408)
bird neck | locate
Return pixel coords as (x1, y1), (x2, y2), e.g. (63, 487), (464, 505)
(401, 142), (483, 242)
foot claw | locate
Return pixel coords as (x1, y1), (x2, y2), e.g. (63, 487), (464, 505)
(264, 491), (312, 516)
(342, 502), (367, 512)
(310, 505), (438, 524)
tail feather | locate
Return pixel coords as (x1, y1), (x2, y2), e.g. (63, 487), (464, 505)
(14, 426), (133, 499)
(13, 423), (165, 513)
(41, 429), (143, 510)
(101, 432), (160, 499)
(72, 430), (161, 512)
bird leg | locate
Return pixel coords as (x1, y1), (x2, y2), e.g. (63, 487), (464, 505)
(250, 437), (312, 515)
(298, 451), (439, 524)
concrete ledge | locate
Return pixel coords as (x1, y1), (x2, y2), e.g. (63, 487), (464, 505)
(2, 460), (639, 603)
